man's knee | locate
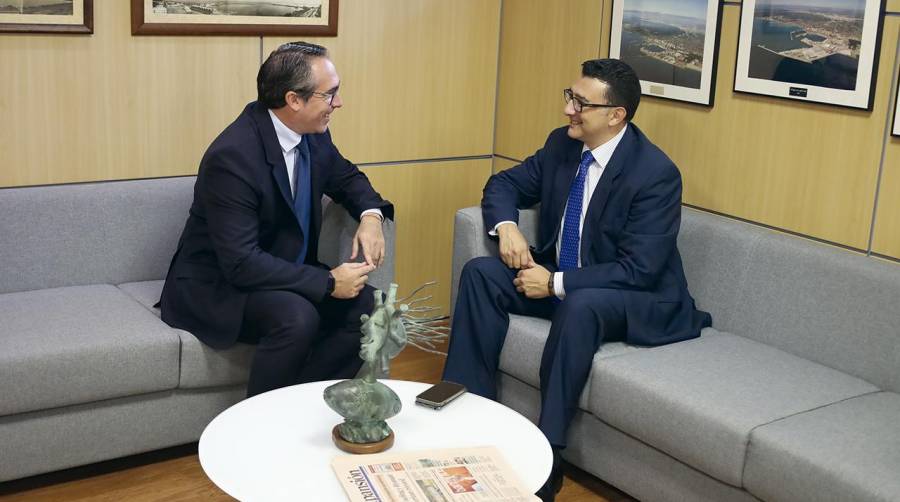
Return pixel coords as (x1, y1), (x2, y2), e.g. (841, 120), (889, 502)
(461, 256), (507, 285)
(265, 295), (322, 343)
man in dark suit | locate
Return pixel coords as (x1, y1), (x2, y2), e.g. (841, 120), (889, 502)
(442, 59), (711, 501)
(160, 42), (393, 398)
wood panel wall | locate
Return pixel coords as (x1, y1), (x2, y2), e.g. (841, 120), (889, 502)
(495, 1), (900, 259)
(0, 0), (501, 314)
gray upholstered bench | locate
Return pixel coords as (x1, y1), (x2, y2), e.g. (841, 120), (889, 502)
(451, 205), (900, 502)
(0, 176), (394, 482)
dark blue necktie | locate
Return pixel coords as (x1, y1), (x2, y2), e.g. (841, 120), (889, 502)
(559, 150), (594, 271)
(293, 137), (312, 264)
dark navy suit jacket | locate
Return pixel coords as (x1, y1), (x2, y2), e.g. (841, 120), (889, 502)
(482, 124), (710, 346)
(160, 101), (393, 349)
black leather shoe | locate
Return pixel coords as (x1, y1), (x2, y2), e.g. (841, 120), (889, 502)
(535, 467), (563, 502)
(535, 448), (564, 502)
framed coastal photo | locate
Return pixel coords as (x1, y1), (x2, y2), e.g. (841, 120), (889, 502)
(734, 0), (885, 110)
(131, 0), (338, 36)
(609, 0), (724, 106)
(0, 0), (92, 34)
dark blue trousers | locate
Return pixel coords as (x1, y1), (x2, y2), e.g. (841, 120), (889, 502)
(443, 256), (626, 448)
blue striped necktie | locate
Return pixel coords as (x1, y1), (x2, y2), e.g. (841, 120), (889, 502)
(559, 150), (594, 271)
(293, 137), (312, 264)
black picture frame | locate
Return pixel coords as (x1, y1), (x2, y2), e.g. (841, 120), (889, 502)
(131, 0), (338, 36)
(733, 0), (885, 111)
(608, 0), (724, 107)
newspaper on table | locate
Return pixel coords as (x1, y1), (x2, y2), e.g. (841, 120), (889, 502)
(332, 446), (540, 502)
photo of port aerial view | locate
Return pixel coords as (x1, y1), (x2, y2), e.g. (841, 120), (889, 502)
(150, 0), (322, 18)
(747, 0), (866, 90)
(0, 0), (73, 15)
(618, 0), (711, 89)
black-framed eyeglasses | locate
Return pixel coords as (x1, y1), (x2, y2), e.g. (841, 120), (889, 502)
(563, 88), (620, 113)
(310, 90), (338, 106)
(294, 89), (338, 106)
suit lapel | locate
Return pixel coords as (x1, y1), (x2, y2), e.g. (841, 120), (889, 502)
(580, 126), (635, 261)
(547, 141), (584, 243)
(252, 103), (295, 213)
(307, 135), (323, 240)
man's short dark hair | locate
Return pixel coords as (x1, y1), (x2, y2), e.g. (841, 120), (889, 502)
(581, 59), (641, 122)
(257, 41), (328, 109)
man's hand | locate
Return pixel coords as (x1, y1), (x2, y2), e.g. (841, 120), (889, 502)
(331, 262), (376, 299)
(497, 223), (535, 269)
(513, 265), (552, 299)
(351, 214), (385, 267)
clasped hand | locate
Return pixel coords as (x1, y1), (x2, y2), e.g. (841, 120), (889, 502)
(498, 223), (552, 299)
(351, 214), (385, 267)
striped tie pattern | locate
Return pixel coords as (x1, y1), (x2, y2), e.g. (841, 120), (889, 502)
(558, 150), (594, 271)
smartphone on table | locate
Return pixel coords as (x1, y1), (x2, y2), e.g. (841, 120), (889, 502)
(415, 381), (467, 410)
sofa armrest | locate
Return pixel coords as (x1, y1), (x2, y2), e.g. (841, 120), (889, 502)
(449, 206), (539, 315)
(318, 196), (396, 293)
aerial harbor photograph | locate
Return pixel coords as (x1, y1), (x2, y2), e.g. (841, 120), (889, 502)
(151, 0), (322, 18)
(0, 0), (72, 15)
(747, 0), (865, 90)
(619, 0), (710, 89)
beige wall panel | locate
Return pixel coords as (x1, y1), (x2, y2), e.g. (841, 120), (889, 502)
(0, 2), (258, 187)
(494, 0), (604, 161)
(889, 0), (900, 13)
(362, 159), (492, 314)
(622, 8), (899, 249)
(493, 156), (519, 173)
(872, 136), (900, 258)
(264, 0), (500, 164)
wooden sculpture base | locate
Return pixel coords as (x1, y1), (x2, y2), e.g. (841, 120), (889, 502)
(332, 425), (394, 454)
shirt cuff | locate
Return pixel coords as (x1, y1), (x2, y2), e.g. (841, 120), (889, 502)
(360, 209), (384, 222)
(553, 272), (566, 300)
(489, 221), (517, 236)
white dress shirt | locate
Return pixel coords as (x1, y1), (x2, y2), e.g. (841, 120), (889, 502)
(268, 109), (382, 220)
(492, 124), (628, 299)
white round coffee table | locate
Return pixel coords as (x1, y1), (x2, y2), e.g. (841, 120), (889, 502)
(199, 379), (552, 501)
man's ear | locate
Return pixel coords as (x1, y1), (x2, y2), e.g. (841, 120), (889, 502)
(285, 91), (305, 111)
(609, 107), (627, 127)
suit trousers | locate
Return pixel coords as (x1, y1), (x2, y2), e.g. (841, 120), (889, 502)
(238, 285), (374, 397)
(442, 256), (626, 447)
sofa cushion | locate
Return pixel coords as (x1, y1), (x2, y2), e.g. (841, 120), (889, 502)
(499, 314), (643, 409)
(727, 228), (900, 394)
(589, 329), (878, 487)
(0, 177), (194, 294)
(678, 208), (761, 333)
(118, 280), (166, 317)
(118, 280), (254, 389)
(744, 392), (900, 502)
(0, 285), (180, 416)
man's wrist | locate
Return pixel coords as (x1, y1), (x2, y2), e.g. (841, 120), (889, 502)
(361, 213), (383, 223)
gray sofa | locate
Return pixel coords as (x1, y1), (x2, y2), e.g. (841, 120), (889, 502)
(451, 205), (900, 502)
(0, 176), (394, 482)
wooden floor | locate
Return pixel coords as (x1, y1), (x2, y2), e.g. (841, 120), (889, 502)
(0, 344), (635, 502)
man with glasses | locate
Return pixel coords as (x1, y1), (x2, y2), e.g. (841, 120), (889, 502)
(160, 42), (393, 398)
(443, 59), (710, 501)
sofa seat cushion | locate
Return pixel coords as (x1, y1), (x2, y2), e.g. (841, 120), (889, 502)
(499, 314), (644, 409)
(0, 285), (180, 416)
(744, 392), (900, 502)
(589, 329), (879, 488)
(118, 281), (254, 389)
(118, 280), (165, 317)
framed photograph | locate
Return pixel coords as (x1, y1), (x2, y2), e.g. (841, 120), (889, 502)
(734, 0), (885, 110)
(131, 0), (338, 36)
(0, 0), (92, 34)
(609, 0), (724, 106)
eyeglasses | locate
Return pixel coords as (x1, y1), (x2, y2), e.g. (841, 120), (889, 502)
(293, 89), (338, 106)
(563, 88), (621, 113)
(310, 90), (338, 106)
